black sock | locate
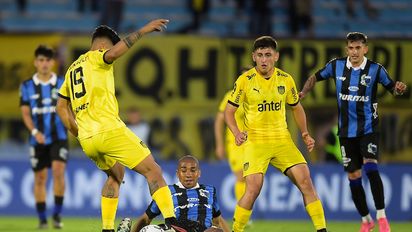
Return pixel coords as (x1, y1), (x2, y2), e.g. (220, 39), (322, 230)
(366, 170), (385, 210)
(349, 178), (369, 216)
(317, 229), (327, 232)
(36, 202), (47, 222)
(102, 230), (115, 232)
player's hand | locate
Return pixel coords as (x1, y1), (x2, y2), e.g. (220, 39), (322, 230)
(34, 132), (45, 144)
(394, 81), (407, 95)
(140, 19), (169, 35)
(215, 145), (226, 160)
(235, 131), (247, 146)
(302, 132), (315, 152)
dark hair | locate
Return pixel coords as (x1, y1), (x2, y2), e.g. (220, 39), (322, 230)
(253, 36), (278, 51)
(92, 25), (121, 45)
(346, 32), (368, 44)
(34, 45), (54, 58)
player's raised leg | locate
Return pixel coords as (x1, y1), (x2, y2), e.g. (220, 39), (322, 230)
(132, 154), (187, 231)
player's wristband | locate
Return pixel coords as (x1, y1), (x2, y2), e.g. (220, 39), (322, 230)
(31, 128), (39, 136)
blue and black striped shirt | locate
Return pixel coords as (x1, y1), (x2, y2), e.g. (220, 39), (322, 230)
(315, 57), (395, 138)
(20, 74), (67, 145)
(146, 183), (221, 229)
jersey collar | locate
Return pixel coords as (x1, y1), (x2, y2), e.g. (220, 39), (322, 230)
(33, 73), (57, 85)
(176, 181), (200, 189)
(346, 56), (367, 70)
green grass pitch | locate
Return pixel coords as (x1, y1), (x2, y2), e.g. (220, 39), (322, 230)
(0, 217), (411, 231)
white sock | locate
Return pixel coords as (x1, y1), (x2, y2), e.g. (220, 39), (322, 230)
(362, 214), (373, 223)
(376, 209), (386, 219)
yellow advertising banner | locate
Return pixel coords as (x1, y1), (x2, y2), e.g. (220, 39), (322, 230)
(0, 34), (411, 160)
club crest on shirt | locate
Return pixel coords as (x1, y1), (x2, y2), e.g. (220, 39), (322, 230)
(360, 74), (371, 87)
(243, 162), (249, 171)
(278, 86), (285, 95)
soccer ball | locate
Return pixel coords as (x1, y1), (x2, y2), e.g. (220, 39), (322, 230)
(139, 225), (164, 232)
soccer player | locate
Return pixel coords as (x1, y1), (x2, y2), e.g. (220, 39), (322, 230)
(225, 36), (327, 232)
(56, 21), (187, 232)
(20, 45), (68, 229)
(214, 67), (251, 206)
(133, 155), (230, 232)
(300, 32), (407, 232)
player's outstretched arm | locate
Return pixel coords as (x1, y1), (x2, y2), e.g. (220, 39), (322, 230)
(104, 19), (169, 63)
(56, 97), (78, 137)
(291, 103), (315, 152)
(299, 74), (317, 99)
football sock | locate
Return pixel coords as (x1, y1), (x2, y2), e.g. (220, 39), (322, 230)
(362, 214), (373, 223)
(349, 177), (369, 216)
(101, 196), (118, 230)
(305, 200), (326, 230)
(234, 181), (246, 202)
(232, 204), (252, 232)
(152, 186), (175, 218)
(53, 196), (64, 217)
(376, 209), (386, 219)
(36, 202), (47, 222)
(364, 163), (385, 210)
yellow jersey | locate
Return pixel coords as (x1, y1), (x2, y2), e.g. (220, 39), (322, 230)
(228, 67), (299, 143)
(218, 91), (245, 148)
(59, 49), (125, 140)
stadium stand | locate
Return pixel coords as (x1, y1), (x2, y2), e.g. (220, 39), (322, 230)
(1, 0), (412, 37)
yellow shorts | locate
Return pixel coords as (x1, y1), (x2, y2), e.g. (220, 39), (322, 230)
(242, 139), (307, 177)
(227, 142), (244, 173)
(79, 126), (151, 170)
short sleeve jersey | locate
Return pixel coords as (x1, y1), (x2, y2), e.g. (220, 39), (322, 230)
(228, 67), (299, 142)
(59, 50), (125, 139)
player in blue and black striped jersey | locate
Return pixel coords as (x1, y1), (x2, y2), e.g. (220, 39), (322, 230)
(19, 45), (68, 229)
(300, 32), (407, 232)
(133, 155), (230, 232)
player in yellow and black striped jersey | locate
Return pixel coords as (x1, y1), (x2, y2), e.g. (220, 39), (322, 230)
(56, 21), (187, 232)
(225, 36), (328, 232)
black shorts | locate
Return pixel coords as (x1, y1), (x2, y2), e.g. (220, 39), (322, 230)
(339, 133), (379, 173)
(30, 140), (69, 172)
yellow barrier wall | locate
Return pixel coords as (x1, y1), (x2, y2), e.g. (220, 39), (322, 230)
(1, 35), (411, 161)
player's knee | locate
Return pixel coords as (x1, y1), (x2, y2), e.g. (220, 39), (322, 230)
(297, 176), (314, 191)
(245, 186), (261, 199)
(348, 169), (362, 179)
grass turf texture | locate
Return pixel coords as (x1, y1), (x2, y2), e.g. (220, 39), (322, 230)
(0, 217), (411, 232)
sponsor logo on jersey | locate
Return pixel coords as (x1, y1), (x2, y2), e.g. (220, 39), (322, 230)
(32, 106), (56, 114)
(30, 94), (40, 100)
(278, 86), (285, 94)
(339, 93), (369, 102)
(253, 88), (260, 93)
(348, 86), (359, 92)
(258, 100), (282, 112)
(337, 76), (346, 81)
(42, 98), (52, 105)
